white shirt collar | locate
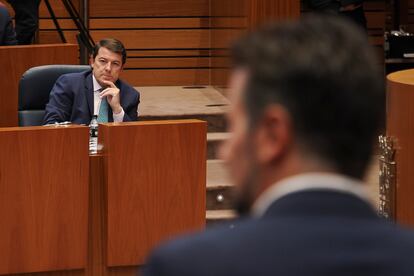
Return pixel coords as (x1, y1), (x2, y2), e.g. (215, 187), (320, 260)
(251, 173), (372, 217)
(92, 74), (102, 92)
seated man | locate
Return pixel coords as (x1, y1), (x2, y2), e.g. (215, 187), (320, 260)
(44, 38), (139, 125)
(0, 2), (18, 45)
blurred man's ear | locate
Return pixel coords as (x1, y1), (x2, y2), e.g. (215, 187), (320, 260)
(254, 105), (293, 165)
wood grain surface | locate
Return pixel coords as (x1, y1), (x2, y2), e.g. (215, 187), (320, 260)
(0, 125), (89, 274)
(386, 69), (414, 227)
(89, 0), (209, 17)
(99, 120), (206, 266)
(0, 44), (78, 127)
(210, 0), (300, 86)
(249, 0), (300, 27)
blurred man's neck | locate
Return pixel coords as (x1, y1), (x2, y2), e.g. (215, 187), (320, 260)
(254, 150), (337, 203)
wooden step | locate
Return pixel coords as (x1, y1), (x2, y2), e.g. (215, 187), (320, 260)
(137, 86), (229, 132)
(207, 132), (231, 159)
(206, 160), (235, 210)
(206, 210), (237, 226)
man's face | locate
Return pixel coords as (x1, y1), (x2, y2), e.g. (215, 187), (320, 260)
(90, 47), (123, 86)
(219, 69), (258, 214)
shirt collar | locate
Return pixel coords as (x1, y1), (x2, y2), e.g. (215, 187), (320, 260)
(92, 74), (102, 92)
(251, 173), (372, 217)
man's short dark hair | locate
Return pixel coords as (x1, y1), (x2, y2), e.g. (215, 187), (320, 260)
(92, 38), (127, 65)
(232, 15), (384, 179)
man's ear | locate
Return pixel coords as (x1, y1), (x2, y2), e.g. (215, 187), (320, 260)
(254, 105), (292, 165)
(89, 56), (94, 68)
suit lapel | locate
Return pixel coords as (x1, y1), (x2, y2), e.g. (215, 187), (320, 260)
(85, 72), (94, 118)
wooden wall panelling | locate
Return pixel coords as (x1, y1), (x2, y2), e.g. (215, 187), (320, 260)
(76, 0), (210, 86)
(39, 29), (210, 49)
(38, 0), (80, 44)
(89, 0), (209, 17)
(90, 17), (210, 29)
(38, 0), (81, 17)
(33, 0), (81, 44)
(210, 0), (248, 86)
(125, 57), (210, 68)
(121, 69), (210, 86)
(0, 44), (78, 127)
(210, 0), (301, 86)
(37, 0), (299, 86)
(248, 0), (301, 27)
(99, 120), (206, 267)
(0, 125), (89, 275)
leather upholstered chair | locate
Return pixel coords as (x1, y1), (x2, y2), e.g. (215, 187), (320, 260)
(18, 64), (90, 126)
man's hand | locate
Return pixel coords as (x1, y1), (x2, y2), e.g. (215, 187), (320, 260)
(100, 80), (122, 114)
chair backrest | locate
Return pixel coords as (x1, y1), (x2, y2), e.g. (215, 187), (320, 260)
(18, 64), (90, 126)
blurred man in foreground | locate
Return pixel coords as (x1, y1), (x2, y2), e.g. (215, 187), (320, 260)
(142, 16), (414, 276)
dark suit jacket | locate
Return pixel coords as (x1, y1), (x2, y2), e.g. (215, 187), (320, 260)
(0, 4), (17, 45)
(143, 190), (414, 276)
(43, 70), (140, 125)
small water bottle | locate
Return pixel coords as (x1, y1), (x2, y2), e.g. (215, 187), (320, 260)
(89, 115), (98, 154)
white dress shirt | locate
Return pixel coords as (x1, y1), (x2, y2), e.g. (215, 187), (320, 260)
(251, 173), (373, 217)
(92, 75), (124, 122)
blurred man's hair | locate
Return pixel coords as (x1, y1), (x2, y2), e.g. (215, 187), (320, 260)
(232, 15), (384, 179)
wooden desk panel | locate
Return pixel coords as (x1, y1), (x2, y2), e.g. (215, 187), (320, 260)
(0, 126), (89, 275)
(0, 44), (78, 127)
(100, 120), (206, 266)
(387, 69), (414, 226)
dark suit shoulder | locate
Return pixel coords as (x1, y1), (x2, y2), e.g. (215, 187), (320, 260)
(144, 213), (414, 276)
(117, 78), (140, 96)
(387, 224), (414, 249)
(143, 218), (258, 276)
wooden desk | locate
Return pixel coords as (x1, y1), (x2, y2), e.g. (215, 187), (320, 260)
(100, 120), (206, 270)
(0, 44), (78, 127)
(0, 125), (89, 275)
(385, 69), (414, 226)
(0, 120), (206, 275)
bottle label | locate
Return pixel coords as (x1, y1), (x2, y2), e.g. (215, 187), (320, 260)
(90, 128), (98, 138)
